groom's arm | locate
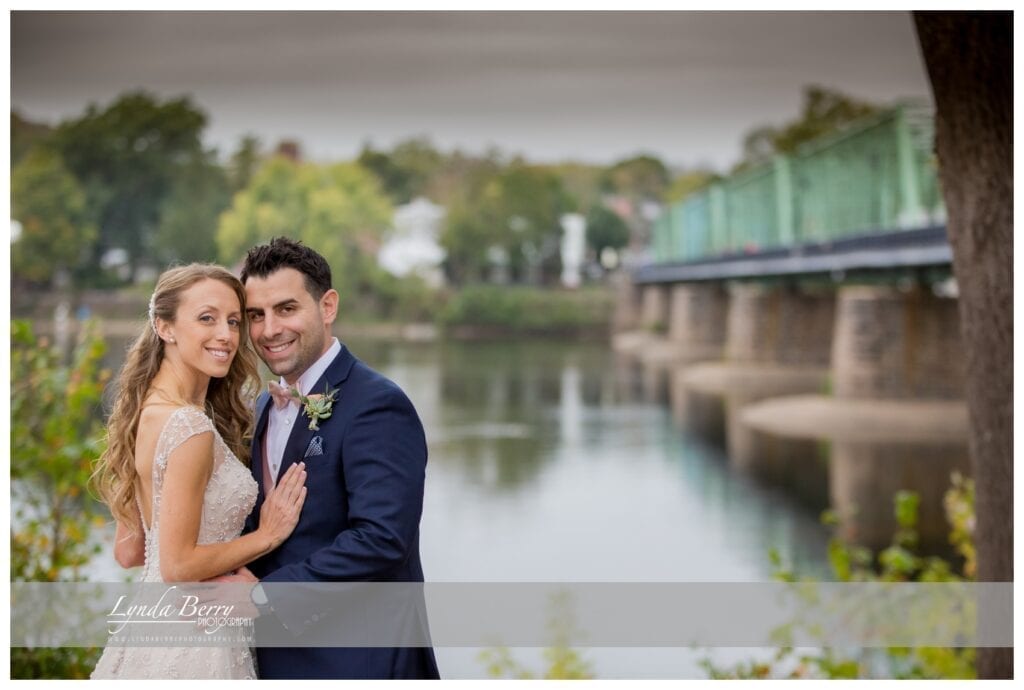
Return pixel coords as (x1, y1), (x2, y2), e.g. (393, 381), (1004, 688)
(260, 381), (427, 584)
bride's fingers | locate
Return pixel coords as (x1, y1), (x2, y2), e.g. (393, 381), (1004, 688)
(283, 463), (306, 501)
(280, 465), (302, 501)
(290, 472), (308, 508)
(270, 465), (297, 503)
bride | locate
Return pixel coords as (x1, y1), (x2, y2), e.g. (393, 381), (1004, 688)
(90, 263), (307, 679)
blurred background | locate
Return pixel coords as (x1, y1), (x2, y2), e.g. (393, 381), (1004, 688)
(10, 10), (984, 680)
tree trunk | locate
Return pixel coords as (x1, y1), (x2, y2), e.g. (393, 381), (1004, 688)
(913, 11), (1012, 680)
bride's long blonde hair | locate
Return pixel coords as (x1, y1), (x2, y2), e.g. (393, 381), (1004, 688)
(91, 264), (260, 529)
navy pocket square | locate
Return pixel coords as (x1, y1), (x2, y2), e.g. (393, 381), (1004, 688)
(304, 435), (325, 458)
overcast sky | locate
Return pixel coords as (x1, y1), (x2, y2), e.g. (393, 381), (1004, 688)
(11, 11), (933, 170)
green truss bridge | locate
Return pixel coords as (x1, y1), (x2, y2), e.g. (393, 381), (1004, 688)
(635, 103), (949, 285)
(617, 104), (969, 556)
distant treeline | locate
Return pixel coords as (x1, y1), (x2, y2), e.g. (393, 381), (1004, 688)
(12, 85), (882, 307)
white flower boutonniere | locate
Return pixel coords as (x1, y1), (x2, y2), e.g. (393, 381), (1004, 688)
(291, 383), (339, 431)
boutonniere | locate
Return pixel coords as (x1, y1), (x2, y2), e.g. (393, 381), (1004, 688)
(290, 383), (340, 431)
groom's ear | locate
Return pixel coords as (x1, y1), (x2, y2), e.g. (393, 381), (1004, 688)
(320, 289), (340, 326)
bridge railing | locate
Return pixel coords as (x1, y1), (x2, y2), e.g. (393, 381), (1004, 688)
(651, 103), (944, 265)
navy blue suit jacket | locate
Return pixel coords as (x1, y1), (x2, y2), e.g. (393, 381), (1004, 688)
(244, 344), (440, 679)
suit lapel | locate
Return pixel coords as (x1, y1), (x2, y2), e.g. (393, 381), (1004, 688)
(275, 344), (357, 483)
(252, 390), (272, 502)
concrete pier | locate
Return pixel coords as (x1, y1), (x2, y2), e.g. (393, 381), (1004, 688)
(617, 276), (970, 553)
(640, 284), (670, 334)
(680, 284), (833, 501)
(617, 283), (730, 405)
(831, 285), (965, 399)
(743, 286), (970, 552)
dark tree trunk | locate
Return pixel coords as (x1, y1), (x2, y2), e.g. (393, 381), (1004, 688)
(914, 11), (1012, 680)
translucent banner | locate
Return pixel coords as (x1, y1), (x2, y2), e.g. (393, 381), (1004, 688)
(10, 582), (1012, 648)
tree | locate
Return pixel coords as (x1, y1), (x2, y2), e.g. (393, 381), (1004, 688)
(216, 155), (394, 303)
(600, 154), (671, 202)
(228, 135), (263, 193)
(542, 162), (602, 213)
(914, 11), (1011, 680)
(358, 136), (444, 205)
(12, 147), (97, 288)
(11, 321), (109, 677)
(585, 205), (630, 259)
(152, 150), (232, 266)
(665, 169), (721, 203)
(735, 86), (880, 171)
(439, 163), (571, 286)
(11, 111), (54, 165)
(424, 148), (503, 207)
(50, 91), (208, 282)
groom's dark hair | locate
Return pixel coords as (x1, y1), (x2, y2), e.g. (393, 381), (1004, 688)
(241, 237), (333, 300)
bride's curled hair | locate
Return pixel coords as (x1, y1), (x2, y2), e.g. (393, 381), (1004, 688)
(91, 264), (260, 530)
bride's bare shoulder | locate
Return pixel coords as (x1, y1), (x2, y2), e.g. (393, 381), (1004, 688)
(137, 404), (209, 439)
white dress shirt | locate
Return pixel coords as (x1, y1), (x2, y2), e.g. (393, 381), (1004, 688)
(265, 338), (341, 487)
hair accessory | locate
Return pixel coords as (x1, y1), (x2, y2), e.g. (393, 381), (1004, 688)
(148, 293), (159, 336)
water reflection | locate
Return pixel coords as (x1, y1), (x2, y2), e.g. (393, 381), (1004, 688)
(345, 337), (830, 583)
(73, 332), (830, 584)
(42, 329), (832, 677)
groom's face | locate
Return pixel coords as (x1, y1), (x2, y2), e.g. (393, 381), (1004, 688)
(244, 267), (337, 385)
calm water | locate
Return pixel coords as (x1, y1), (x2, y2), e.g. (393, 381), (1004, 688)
(84, 333), (831, 678)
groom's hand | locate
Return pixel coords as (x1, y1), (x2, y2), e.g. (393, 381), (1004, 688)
(190, 567), (261, 620)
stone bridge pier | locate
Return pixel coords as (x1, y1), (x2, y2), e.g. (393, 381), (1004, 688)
(679, 283), (834, 500)
(743, 285), (969, 552)
(665, 284), (729, 431)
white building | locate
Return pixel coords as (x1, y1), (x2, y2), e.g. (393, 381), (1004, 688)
(378, 197), (447, 288)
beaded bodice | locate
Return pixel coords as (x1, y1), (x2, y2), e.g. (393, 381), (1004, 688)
(136, 406), (257, 582)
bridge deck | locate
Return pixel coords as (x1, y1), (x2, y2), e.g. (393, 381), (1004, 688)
(634, 225), (951, 284)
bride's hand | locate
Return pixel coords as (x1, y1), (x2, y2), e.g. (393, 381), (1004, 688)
(204, 565), (259, 583)
(257, 462), (307, 550)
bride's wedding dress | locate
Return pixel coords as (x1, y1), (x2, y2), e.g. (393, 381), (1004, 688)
(91, 406), (259, 679)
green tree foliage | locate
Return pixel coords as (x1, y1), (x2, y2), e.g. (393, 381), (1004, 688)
(439, 284), (613, 335)
(665, 169), (721, 203)
(584, 205), (630, 259)
(358, 136), (444, 205)
(11, 111), (55, 165)
(480, 590), (594, 679)
(11, 321), (110, 677)
(228, 135), (263, 193)
(12, 148), (98, 287)
(599, 154), (671, 202)
(702, 475), (977, 680)
(152, 150), (232, 266)
(540, 162), (601, 212)
(424, 148), (504, 207)
(216, 156), (394, 303)
(736, 85), (880, 171)
(440, 163), (571, 285)
(11, 321), (110, 581)
(50, 91), (208, 281)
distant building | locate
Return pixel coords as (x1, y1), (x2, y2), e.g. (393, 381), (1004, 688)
(275, 140), (302, 162)
(560, 213), (586, 289)
(377, 197), (447, 288)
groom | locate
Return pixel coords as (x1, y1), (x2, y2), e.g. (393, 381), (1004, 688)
(239, 237), (440, 679)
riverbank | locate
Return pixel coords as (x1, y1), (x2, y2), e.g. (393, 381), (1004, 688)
(17, 283), (615, 341)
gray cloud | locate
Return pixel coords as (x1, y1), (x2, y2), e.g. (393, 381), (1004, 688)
(11, 11), (931, 169)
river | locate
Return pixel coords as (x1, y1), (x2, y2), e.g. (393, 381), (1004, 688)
(78, 332), (832, 677)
